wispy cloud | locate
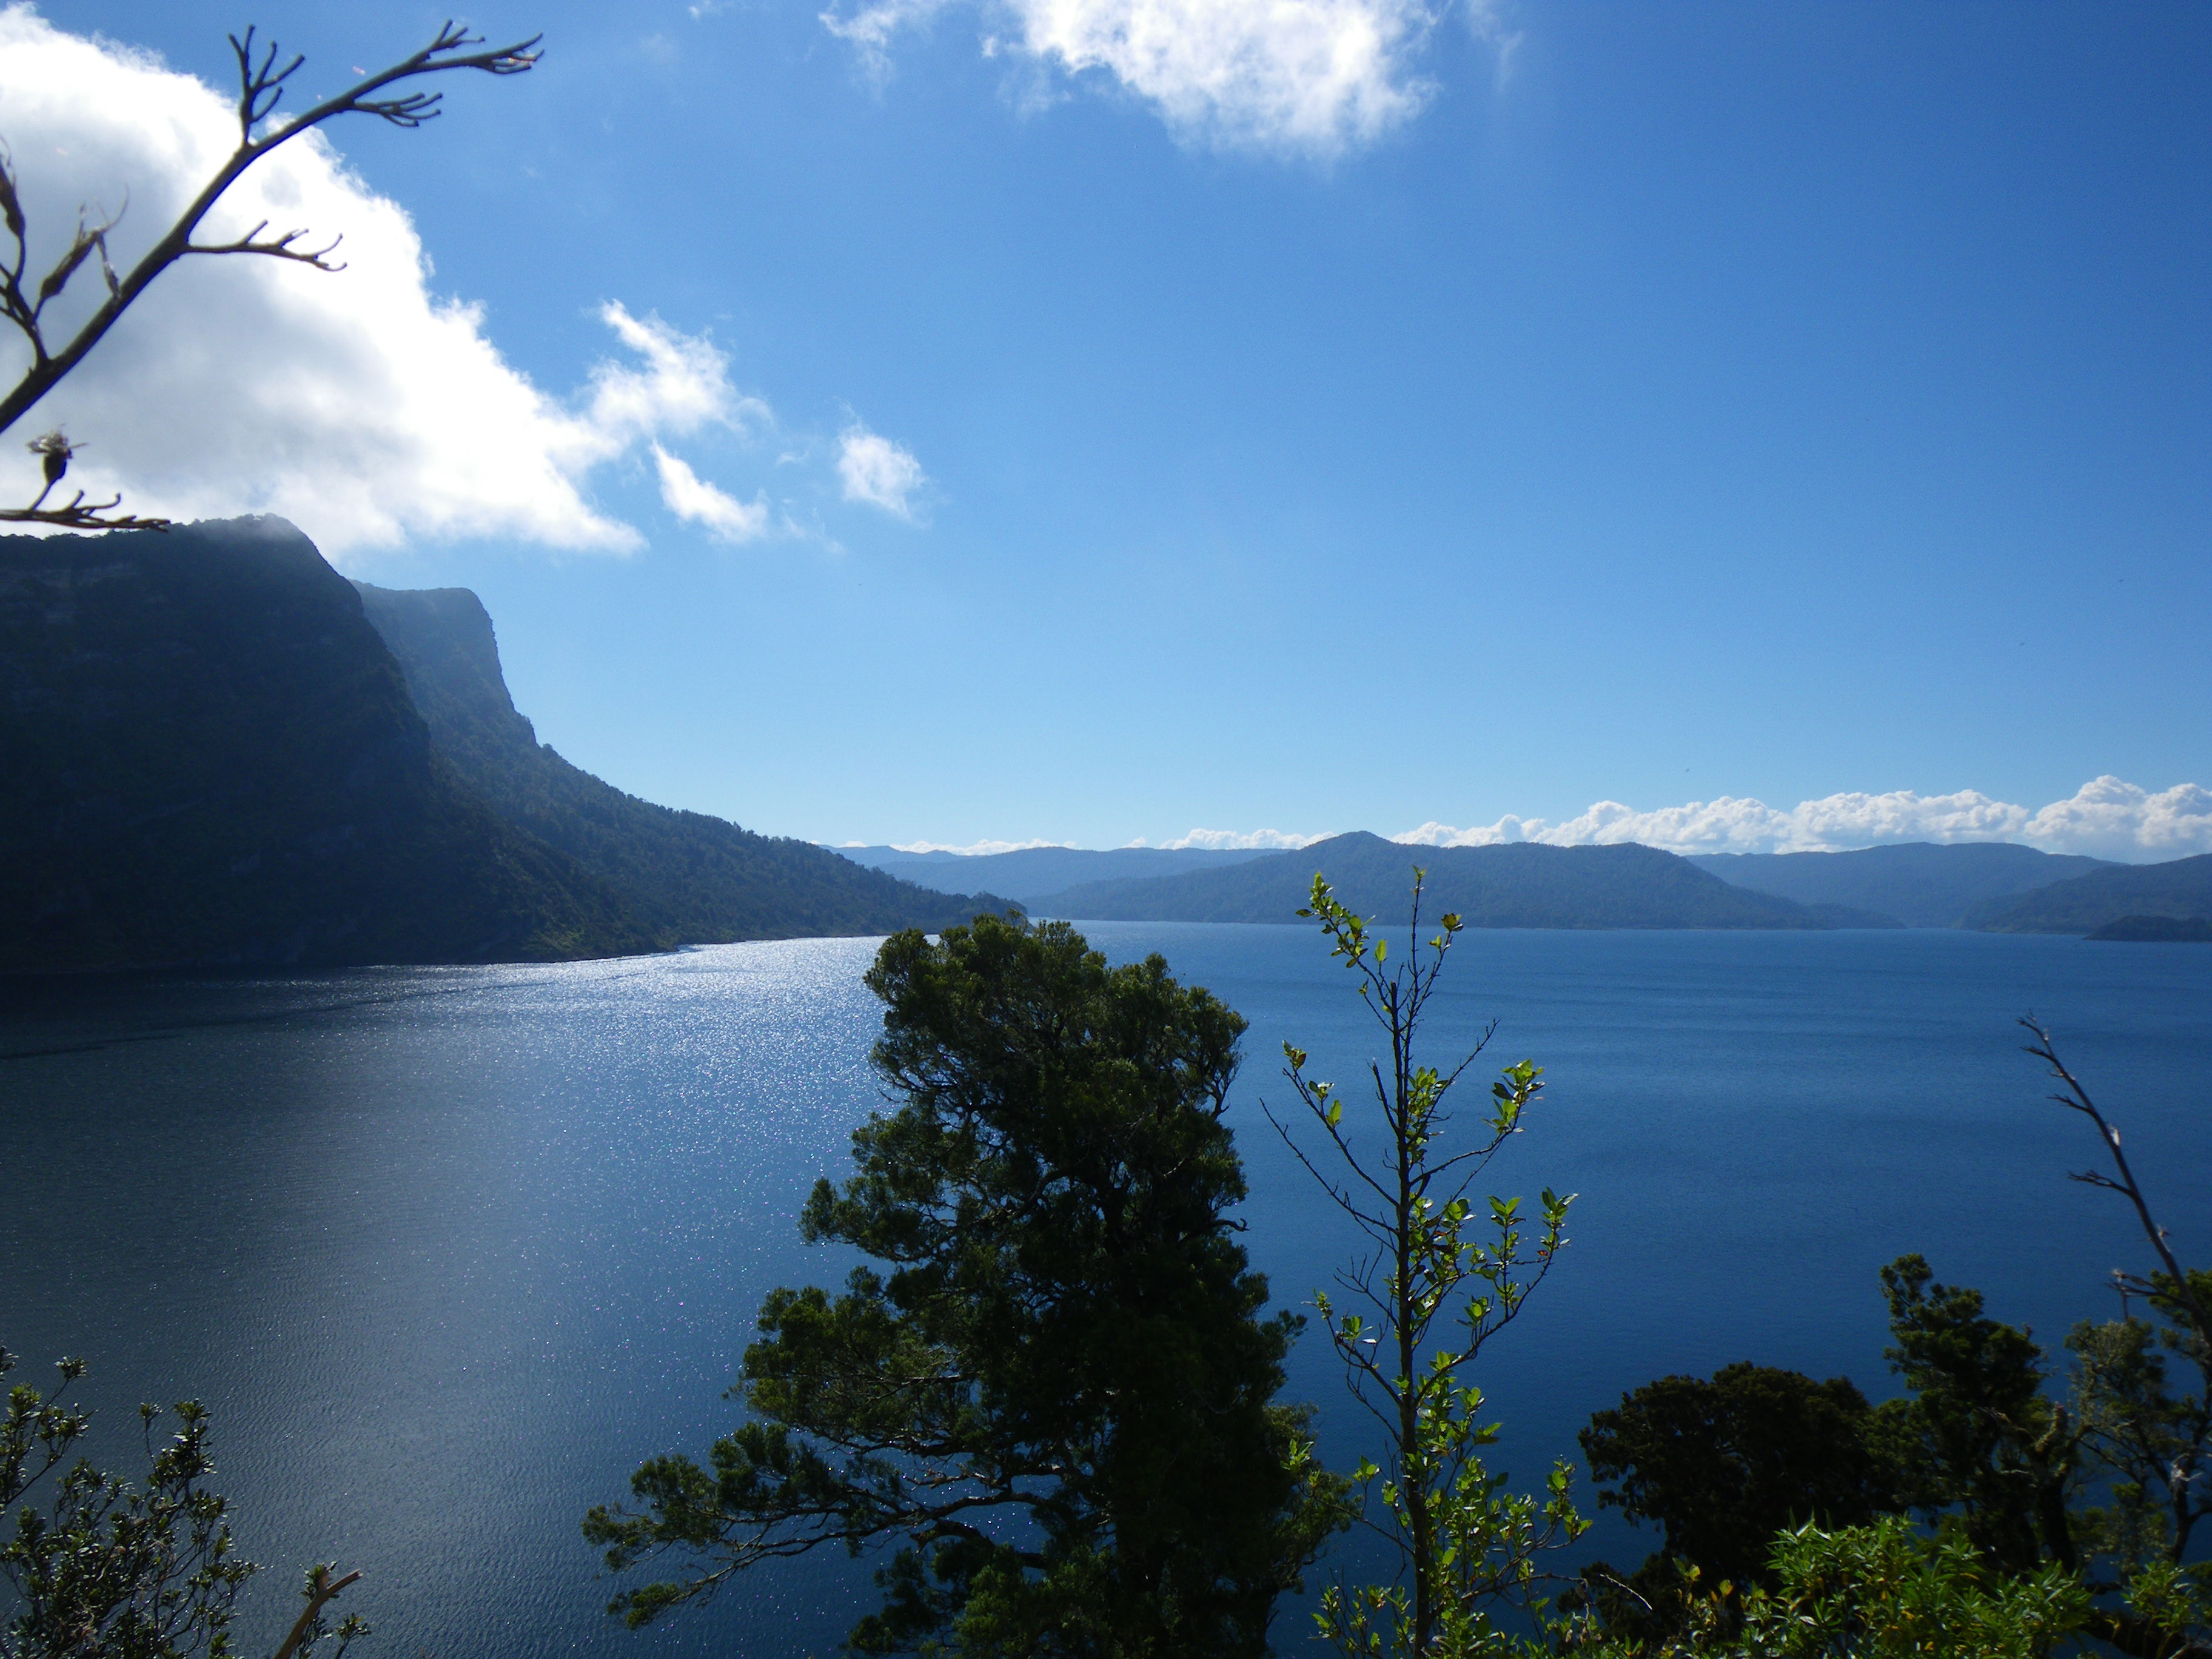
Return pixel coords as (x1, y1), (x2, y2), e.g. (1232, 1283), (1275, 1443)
(838, 423), (929, 518)
(822, 0), (949, 76)
(1126, 827), (1330, 851)
(588, 303), (763, 444)
(652, 446), (770, 541)
(890, 837), (1069, 854)
(1395, 777), (2212, 862)
(822, 0), (1442, 156)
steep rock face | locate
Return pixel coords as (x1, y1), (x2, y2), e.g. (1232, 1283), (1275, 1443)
(352, 581), (982, 940)
(0, 518), (660, 971)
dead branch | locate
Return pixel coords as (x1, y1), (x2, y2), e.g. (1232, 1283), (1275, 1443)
(0, 495), (172, 532)
(2022, 1016), (2212, 1352)
(0, 19), (539, 529)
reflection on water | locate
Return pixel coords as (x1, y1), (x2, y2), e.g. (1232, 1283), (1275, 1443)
(2, 929), (2207, 1657)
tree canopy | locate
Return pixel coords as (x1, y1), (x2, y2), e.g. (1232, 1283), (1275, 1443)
(586, 911), (1347, 1657)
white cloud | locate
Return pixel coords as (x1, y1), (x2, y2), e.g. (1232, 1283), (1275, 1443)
(1128, 827), (1329, 851)
(891, 837), (1069, 854)
(1395, 779), (2212, 862)
(591, 303), (763, 445)
(822, 0), (948, 74)
(0, 11), (792, 557)
(652, 445), (769, 542)
(2021, 777), (2212, 861)
(837, 423), (928, 517)
(822, 0), (1439, 155)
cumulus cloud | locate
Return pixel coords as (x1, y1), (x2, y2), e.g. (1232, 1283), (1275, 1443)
(1395, 777), (2212, 862)
(0, 12), (868, 557)
(653, 446), (769, 542)
(822, 0), (1440, 155)
(2020, 777), (2212, 861)
(1127, 827), (1330, 851)
(837, 423), (928, 518)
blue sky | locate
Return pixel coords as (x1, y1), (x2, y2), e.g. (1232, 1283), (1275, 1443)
(15, 1), (2211, 855)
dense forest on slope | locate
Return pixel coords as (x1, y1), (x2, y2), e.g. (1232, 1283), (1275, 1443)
(2086, 914), (2212, 941)
(1036, 833), (1887, 928)
(1, 520), (659, 971)
(841, 843), (1276, 905)
(1969, 853), (2212, 934)
(355, 582), (983, 941)
(1687, 842), (2114, 927)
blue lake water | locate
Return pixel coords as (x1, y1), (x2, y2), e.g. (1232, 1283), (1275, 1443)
(2, 925), (2208, 1657)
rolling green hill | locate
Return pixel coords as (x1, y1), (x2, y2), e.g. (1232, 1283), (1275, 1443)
(1036, 833), (1885, 929)
(1, 519), (660, 971)
(1969, 854), (2212, 935)
(354, 582), (983, 941)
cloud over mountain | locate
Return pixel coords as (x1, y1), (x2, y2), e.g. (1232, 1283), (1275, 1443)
(820, 0), (1441, 155)
(1130, 828), (1329, 851)
(1395, 777), (2212, 861)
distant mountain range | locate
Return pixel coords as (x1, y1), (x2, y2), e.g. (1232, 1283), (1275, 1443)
(1028, 833), (1893, 930)
(1966, 853), (2212, 935)
(1684, 842), (2115, 928)
(0, 517), (987, 973)
(10, 517), (2202, 970)
(975, 836), (2208, 937)
(841, 843), (1276, 905)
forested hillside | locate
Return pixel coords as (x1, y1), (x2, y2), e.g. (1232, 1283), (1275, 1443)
(1689, 841), (2114, 927)
(1971, 853), (2212, 934)
(841, 842), (1276, 905)
(355, 581), (983, 941)
(1037, 832), (1888, 928)
(1, 520), (659, 970)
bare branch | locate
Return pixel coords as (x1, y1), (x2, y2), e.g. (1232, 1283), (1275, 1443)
(183, 222), (344, 270)
(0, 16), (541, 526)
(2023, 1016), (2211, 1352)
(0, 497), (172, 532)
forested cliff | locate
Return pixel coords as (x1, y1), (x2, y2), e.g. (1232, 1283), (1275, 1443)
(0, 518), (656, 970)
(0, 518), (980, 973)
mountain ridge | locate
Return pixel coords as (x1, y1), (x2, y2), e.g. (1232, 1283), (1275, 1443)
(1968, 854), (2212, 934)
(1033, 833), (1889, 930)
(1, 519), (660, 971)
(354, 581), (986, 942)
(1687, 841), (2116, 928)
(839, 843), (1279, 906)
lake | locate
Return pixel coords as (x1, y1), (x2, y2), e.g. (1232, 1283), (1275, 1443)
(2, 924), (2207, 1657)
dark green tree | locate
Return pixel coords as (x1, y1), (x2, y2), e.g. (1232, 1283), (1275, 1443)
(1, 1346), (365, 1659)
(1576, 1361), (1902, 1630)
(585, 911), (1348, 1657)
(1873, 1254), (2075, 1576)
